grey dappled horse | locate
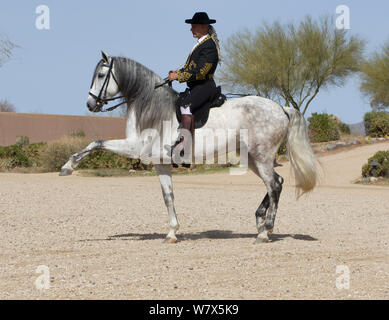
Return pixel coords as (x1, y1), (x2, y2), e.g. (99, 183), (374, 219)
(60, 51), (318, 243)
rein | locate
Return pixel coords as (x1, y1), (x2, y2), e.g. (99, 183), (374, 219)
(89, 59), (261, 113)
(225, 93), (252, 98)
(154, 77), (172, 89)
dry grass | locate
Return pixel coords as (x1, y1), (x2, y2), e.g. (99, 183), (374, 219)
(40, 136), (90, 171)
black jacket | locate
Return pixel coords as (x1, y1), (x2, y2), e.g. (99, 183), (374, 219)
(177, 35), (219, 87)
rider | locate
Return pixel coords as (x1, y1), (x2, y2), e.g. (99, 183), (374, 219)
(168, 12), (221, 166)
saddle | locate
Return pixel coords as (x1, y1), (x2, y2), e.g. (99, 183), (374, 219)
(175, 86), (226, 129)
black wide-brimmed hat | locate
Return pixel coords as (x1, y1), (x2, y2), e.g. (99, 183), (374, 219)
(185, 12), (216, 24)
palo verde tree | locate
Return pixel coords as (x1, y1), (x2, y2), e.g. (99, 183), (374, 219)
(220, 15), (364, 114)
(360, 40), (389, 111)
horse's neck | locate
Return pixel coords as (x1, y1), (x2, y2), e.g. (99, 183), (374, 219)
(125, 108), (180, 142)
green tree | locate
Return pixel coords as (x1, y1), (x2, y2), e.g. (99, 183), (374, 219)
(220, 15), (364, 114)
(360, 40), (389, 111)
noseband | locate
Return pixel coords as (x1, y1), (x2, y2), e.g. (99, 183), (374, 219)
(89, 58), (126, 112)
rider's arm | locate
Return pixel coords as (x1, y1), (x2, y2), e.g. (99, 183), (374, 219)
(177, 45), (218, 83)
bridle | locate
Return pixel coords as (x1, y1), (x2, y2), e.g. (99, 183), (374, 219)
(89, 57), (173, 112)
(89, 58), (126, 112)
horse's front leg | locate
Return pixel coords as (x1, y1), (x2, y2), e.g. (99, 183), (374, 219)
(59, 139), (137, 176)
(154, 164), (180, 243)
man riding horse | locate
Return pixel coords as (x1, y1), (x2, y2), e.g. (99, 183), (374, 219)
(168, 12), (221, 167)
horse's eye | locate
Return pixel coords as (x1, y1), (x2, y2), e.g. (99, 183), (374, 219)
(98, 72), (105, 78)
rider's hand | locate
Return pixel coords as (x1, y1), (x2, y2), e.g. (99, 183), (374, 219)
(168, 70), (178, 81)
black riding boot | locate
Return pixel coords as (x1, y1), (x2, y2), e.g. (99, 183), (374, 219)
(171, 114), (194, 168)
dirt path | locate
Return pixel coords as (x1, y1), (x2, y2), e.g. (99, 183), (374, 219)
(0, 142), (388, 299)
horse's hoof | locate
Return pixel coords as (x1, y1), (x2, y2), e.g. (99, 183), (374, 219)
(59, 169), (73, 176)
(164, 237), (178, 244)
(254, 236), (269, 244)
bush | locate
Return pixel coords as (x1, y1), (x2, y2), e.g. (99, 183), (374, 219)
(339, 122), (351, 134)
(369, 115), (389, 137)
(339, 123), (351, 134)
(40, 136), (89, 171)
(78, 150), (151, 171)
(16, 136), (30, 147)
(330, 115), (351, 135)
(0, 142), (45, 169)
(308, 113), (340, 143)
(364, 112), (389, 137)
(364, 112), (375, 135)
(68, 130), (86, 138)
(362, 150), (389, 177)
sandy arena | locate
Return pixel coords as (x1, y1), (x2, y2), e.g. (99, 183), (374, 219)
(0, 142), (388, 299)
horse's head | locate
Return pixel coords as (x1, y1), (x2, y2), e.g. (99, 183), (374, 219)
(87, 51), (121, 112)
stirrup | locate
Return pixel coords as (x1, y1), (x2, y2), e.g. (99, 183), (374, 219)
(171, 140), (192, 168)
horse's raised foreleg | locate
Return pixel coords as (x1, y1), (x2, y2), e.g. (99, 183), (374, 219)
(59, 139), (137, 176)
(154, 164), (180, 243)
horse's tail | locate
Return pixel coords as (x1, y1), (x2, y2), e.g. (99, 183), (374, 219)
(283, 107), (318, 198)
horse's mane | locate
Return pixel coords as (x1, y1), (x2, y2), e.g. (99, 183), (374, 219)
(113, 56), (178, 134)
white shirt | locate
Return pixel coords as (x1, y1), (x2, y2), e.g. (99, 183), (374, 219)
(190, 34), (209, 54)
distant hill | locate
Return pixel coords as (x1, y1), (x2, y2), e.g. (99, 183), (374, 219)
(348, 122), (365, 135)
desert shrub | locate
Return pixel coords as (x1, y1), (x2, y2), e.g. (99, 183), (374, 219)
(364, 112), (375, 135)
(362, 150), (389, 177)
(369, 115), (389, 137)
(364, 112), (389, 137)
(0, 145), (29, 168)
(329, 115), (351, 135)
(68, 130), (86, 138)
(40, 136), (89, 171)
(16, 136), (30, 147)
(308, 113), (340, 143)
(78, 150), (152, 171)
(0, 158), (13, 170)
(338, 122), (351, 134)
(0, 142), (45, 169)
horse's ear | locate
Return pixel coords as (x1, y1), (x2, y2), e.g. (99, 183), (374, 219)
(101, 50), (110, 63)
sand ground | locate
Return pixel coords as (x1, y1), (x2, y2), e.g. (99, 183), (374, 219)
(0, 142), (388, 299)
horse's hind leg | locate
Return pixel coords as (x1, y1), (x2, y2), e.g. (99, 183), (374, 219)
(265, 171), (283, 233)
(255, 194), (269, 231)
(248, 156), (271, 232)
(249, 157), (284, 243)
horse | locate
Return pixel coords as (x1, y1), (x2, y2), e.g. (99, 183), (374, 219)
(59, 51), (318, 243)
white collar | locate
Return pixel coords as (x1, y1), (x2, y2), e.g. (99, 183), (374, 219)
(197, 34), (209, 44)
(191, 34), (210, 53)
